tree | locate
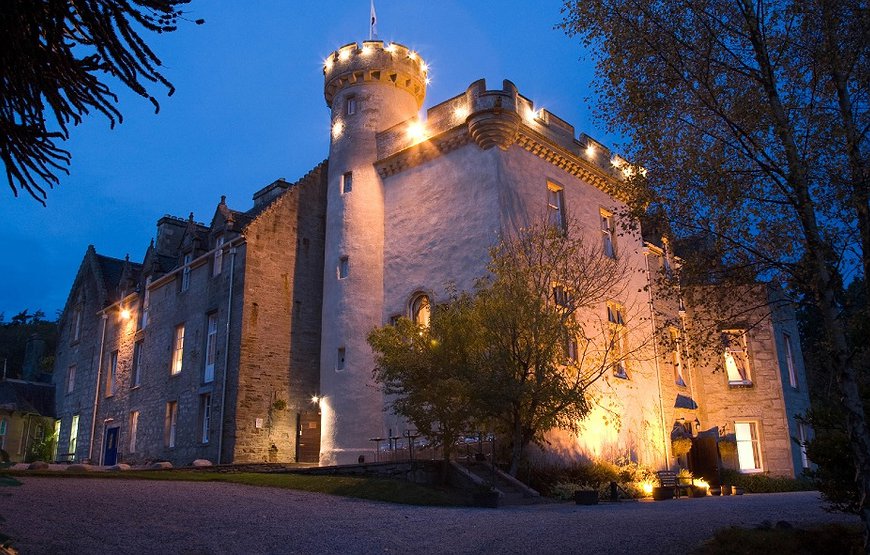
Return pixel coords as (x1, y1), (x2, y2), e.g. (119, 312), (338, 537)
(562, 0), (870, 543)
(369, 220), (640, 476)
(368, 293), (482, 467)
(1, 1), (203, 204)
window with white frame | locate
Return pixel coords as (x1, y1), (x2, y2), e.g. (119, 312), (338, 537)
(106, 350), (118, 397)
(52, 420), (60, 461)
(547, 182), (565, 231)
(345, 95), (357, 116)
(607, 302), (628, 379)
(181, 254), (192, 292)
(132, 341), (143, 387)
(165, 401), (178, 448)
(723, 330), (752, 385)
(735, 421), (762, 472)
(69, 414), (80, 455)
(129, 411), (139, 453)
(670, 327), (686, 387)
(341, 171), (353, 194)
(410, 294), (431, 327)
(213, 236), (225, 277)
(67, 365), (76, 394)
(205, 313), (217, 383)
(784, 333), (798, 389)
(171, 324), (185, 375)
(200, 394), (211, 444)
(600, 209), (616, 258)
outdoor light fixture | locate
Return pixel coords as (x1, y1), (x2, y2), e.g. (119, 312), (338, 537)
(407, 120), (426, 143)
(453, 105), (469, 120)
(338, 49), (351, 61)
(332, 120), (344, 139)
(384, 43), (395, 53)
(311, 395), (320, 405)
(120, 308), (132, 320)
(585, 144), (596, 158)
(420, 62), (428, 73)
(408, 51), (417, 60)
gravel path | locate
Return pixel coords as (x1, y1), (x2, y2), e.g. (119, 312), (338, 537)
(0, 477), (857, 554)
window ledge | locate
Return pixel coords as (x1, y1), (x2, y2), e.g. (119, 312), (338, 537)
(728, 381), (753, 388)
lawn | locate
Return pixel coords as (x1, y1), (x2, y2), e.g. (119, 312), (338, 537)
(694, 523), (862, 555)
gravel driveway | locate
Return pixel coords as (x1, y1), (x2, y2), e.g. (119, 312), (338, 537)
(0, 477), (857, 554)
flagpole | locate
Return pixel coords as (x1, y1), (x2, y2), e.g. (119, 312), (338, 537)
(369, 0), (377, 40)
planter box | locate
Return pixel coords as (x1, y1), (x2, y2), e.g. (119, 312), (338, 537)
(472, 491), (500, 508)
(691, 487), (708, 498)
(574, 489), (599, 505)
(652, 486), (674, 501)
(721, 484), (733, 496)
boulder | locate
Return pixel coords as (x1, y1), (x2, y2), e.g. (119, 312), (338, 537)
(108, 463), (131, 471)
(27, 461), (49, 470)
(66, 464), (94, 472)
(150, 461), (173, 470)
(191, 459), (213, 468)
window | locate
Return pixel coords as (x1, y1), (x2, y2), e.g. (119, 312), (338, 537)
(213, 236), (225, 277)
(553, 284), (571, 307)
(106, 350), (118, 396)
(338, 256), (349, 279)
(67, 365), (76, 394)
(735, 421), (762, 472)
(564, 334), (579, 364)
(132, 341), (143, 387)
(336, 347), (346, 371)
(784, 333), (798, 389)
(200, 394), (211, 444)
(171, 324), (185, 375)
(71, 306), (82, 342)
(129, 411), (139, 453)
(723, 330), (752, 385)
(670, 328), (686, 387)
(52, 420), (60, 461)
(141, 276), (152, 329)
(341, 171), (353, 194)
(547, 182), (565, 231)
(165, 401), (178, 448)
(600, 209), (616, 258)
(181, 254), (192, 292)
(608, 303), (628, 379)
(345, 95), (356, 115)
(0, 418), (6, 450)
(798, 422), (810, 469)
(205, 313), (218, 383)
(69, 415), (80, 455)
(410, 294), (431, 327)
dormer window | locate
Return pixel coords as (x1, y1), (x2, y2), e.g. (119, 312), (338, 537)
(181, 254), (192, 292)
(213, 236), (224, 277)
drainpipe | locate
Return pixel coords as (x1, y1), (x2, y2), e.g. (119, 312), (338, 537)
(644, 248), (671, 469)
(217, 246), (238, 464)
(88, 313), (109, 463)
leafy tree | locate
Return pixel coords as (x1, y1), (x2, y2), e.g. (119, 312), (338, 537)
(562, 0), (870, 541)
(1, 1), (203, 204)
(0, 309), (57, 380)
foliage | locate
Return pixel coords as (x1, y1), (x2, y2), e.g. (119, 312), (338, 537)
(695, 524), (862, 555)
(527, 457), (656, 499)
(718, 438), (738, 459)
(1, 1), (204, 203)
(719, 469), (815, 493)
(804, 402), (864, 512)
(26, 419), (56, 463)
(671, 437), (693, 458)
(562, 0), (870, 539)
(0, 310), (57, 380)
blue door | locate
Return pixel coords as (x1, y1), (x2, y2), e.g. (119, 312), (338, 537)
(104, 427), (119, 466)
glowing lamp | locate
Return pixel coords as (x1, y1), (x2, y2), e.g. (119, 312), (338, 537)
(585, 144), (596, 158)
(311, 395), (320, 404)
(409, 51), (417, 60)
(324, 57), (333, 71)
(361, 45), (373, 55)
(453, 106), (469, 120)
(407, 120), (426, 142)
(420, 62), (428, 73)
(384, 43), (395, 53)
(120, 309), (131, 320)
(642, 481), (655, 496)
(338, 49), (351, 61)
(332, 120), (344, 139)
(424, 77), (431, 85)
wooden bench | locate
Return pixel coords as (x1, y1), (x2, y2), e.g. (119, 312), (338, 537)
(657, 470), (692, 498)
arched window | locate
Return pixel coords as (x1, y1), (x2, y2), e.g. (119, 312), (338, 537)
(410, 294), (431, 327)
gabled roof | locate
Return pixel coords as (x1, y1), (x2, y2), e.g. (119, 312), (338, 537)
(0, 380), (55, 417)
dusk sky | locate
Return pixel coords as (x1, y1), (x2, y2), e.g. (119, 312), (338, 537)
(0, 0), (618, 320)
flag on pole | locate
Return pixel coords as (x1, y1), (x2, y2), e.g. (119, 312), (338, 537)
(370, 0), (377, 40)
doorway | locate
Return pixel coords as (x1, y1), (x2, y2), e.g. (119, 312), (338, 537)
(103, 427), (119, 466)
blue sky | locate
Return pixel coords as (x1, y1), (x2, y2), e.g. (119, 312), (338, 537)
(0, 0), (617, 319)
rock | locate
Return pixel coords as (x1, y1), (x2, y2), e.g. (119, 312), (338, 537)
(28, 461), (49, 470)
(12, 463), (30, 471)
(108, 464), (131, 471)
(150, 461), (173, 470)
(191, 459), (213, 467)
(66, 464), (94, 472)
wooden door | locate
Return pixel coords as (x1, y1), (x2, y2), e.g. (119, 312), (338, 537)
(296, 411), (321, 463)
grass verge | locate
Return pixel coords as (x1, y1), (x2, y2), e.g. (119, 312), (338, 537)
(694, 523), (861, 554)
(3, 469), (467, 507)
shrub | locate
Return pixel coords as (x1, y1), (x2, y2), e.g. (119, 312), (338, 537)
(720, 469), (815, 493)
(529, 458), (656, 499)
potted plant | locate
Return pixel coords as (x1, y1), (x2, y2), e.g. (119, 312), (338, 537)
(652, 486), (674, 500)
(574, 485), (599, 505)
(672, 437), (693, 458)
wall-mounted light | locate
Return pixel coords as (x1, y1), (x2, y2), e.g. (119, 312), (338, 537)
(120, 308), (132, 320)
(407, 120), (426, 143)
(311, 395), (321, 405)
(694, 418), (701, 431)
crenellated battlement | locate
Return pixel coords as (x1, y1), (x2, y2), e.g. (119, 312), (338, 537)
(323, 41), (428, 109)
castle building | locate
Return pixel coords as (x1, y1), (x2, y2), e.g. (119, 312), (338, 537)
(52, 39), (812, 478)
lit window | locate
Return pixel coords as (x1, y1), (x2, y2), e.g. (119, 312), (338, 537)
(608, 303), (628, 379)
(341, 171), (353, 194)
(69, 415), (80, 456)
(338, 256), (349, 279)
(171, 324), (185, 375)
(798, 422), (810, 469)
(200, 394), (211, 444)
(165, 401), (178, 448)
(411, 294), (431, 327)
(346, 96), (357, 116)
(67, 365), (76, 394)
(670, 328), (686, 387)
(181, 254), (192, 292)
(784, 333), (798, 389)
(132, 341), (143, 387)
(547, 182), (565, 231)
(601, 209), (616, 258)
(336, 347), (346, 371)
(735, 421), (762, 472)
(129, 411), (139, 453)
(205, 313), (217, 383)
(723, 330), (751, 385)
(106, 350), (118, 397)
(213, 236), (224, 277)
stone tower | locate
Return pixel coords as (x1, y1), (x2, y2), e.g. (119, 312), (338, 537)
(320, 41), (427, 465)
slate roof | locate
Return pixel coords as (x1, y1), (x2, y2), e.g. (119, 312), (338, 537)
(0, 380), (55, 417)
